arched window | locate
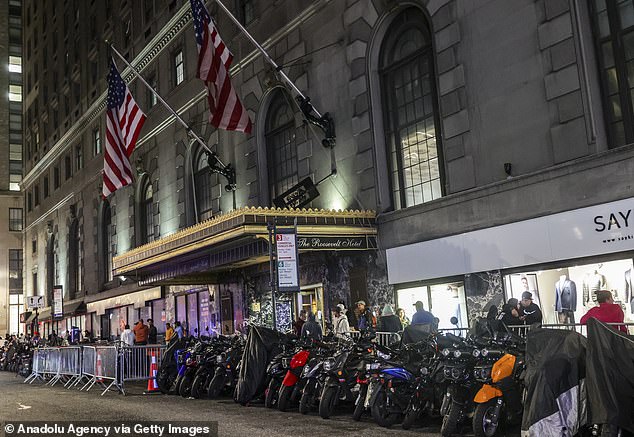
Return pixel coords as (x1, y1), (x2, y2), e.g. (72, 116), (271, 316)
(99, 200), (113, 287)
(142, 179), (154, 243)
(68, 219), (81, 299)
(265, 90), (298, 204)
(590, 0), (634, 147)
(380, 9), (443, 210)
(194, 150), (214, 221)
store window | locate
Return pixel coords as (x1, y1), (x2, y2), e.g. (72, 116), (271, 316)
(198, 290), (211, 336)
(504, 258), (634, 326)
(152, 299), (166, 333)
(176, 295), (186, 326)
(396, 281), (468, 329)
(379, 8), (443, 210)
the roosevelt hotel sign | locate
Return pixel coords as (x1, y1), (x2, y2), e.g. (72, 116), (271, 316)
(298, 236), (369, 250)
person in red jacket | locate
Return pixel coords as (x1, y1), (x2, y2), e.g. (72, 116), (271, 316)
(580, 290), (627, 334)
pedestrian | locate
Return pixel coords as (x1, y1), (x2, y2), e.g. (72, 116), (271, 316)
(174, 321), (184, 339)
(165, 323), (175, 343)
(333, 304), (350, 336)
(377, 304), (402, 333)
(31, 331), (41, 346)
(48, 330), (58, 346)
(580, 290), (628, 334)
(356, 301), (376, 332)
(147, 319), (158, 344)
(133, 319), (149, 345)
(519, 292), (543, 325)
(121, 324), (135, 347)
(499, 298), (522, 327)
(301, 312), (323, 341)
(411, 301), (435, 325)
(346, 303), (359, 330)
(396, 308), (410, 328)
(293, 309), (307, 337)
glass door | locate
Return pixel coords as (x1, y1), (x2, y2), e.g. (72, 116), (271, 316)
(295, 285), (325, 328)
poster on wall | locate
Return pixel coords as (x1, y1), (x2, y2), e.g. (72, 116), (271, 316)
(276, 228), (300, 292)
(53, 285), (64, 319)
(507, 274), (542, 308)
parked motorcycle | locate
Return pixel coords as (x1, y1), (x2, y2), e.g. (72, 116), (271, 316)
(207, 336), (245, 398)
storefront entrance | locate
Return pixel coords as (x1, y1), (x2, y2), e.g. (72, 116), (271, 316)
(504, 258), (634, 325)
(221, 290), (234, 335)
(295, 284), (325, 328)
(397, 281), (468, 329)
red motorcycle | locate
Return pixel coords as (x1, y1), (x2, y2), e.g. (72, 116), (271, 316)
(277, 348), (310, 411)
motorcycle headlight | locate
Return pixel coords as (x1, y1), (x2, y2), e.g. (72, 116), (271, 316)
(376, 351), (390, 360)
(420, 367), (429, 376)
(216, 354), (224, 363)
(451, 367), (463, 379)
(323, 358), (335, 372)
(453, 350), (462, 358)
(481, 349), (489, 357)
(442, 349), (451, 357)
(472, 349), (481, 358)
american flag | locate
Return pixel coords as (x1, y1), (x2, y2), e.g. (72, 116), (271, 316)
(190, 0), (252, 133)
(103, 60), (147, 198)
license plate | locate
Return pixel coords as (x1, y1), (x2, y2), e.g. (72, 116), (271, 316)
(366, 363), (380, 370)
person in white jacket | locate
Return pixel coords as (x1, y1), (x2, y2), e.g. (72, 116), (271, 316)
(121, 324), (135, 347)
(333, 304), (350, 337)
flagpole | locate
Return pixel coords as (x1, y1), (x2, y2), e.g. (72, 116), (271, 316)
(105, 41), (229, 168)
(212, 0), (322, 119)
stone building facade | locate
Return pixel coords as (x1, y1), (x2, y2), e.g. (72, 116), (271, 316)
(19, 0), (634, 337)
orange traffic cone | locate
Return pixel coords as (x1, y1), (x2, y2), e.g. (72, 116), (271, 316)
(96, 351), (104, 383)
(146, 352), (159, 392)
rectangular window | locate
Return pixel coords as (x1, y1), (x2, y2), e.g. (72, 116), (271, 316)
(9, 249), (23, 293)
(240, 0), (255, 25)
(44, 176), (49, 198)
(8, 55), (21, 73)
(76, 144), (83, 170)
(65, 154), (72, 180)
(93, 128), (101, 155)
(9, 208), (22, 231)
(32, 239), (37, 254)
(54, 166), (60, 189)
(34, 184), (40, 206)
(174, 50), (184, 86)
(9, 84), (22, 102)
(9, 174), (21, 192)
(32, 272), (38, 296)
(396, 281), (468, 329)
(147, 75), (158, 107)
(27, 192), (32, 212)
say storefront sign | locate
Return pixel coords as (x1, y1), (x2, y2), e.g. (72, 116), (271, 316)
(276, 228), (300, 292)
(387, 196), (634, 284)
(297, 236), (369, 250)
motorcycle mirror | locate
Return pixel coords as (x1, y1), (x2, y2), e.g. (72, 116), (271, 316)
(450, 316), (459, 326)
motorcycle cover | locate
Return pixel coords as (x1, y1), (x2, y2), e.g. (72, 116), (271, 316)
(586, 318), (634, 433)
(521, 328), (587, 437)
(234, 325), (284, 404)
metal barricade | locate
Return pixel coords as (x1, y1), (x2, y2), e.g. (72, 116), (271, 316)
(79, 346), (97, 391)
(56, 346), (82, 388)
(94, 345), (120, 396)
(118, 344), (165, 395)
(24, 348), (44, 384)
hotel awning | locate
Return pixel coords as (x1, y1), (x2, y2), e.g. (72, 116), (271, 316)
(113, 207), (377, 285)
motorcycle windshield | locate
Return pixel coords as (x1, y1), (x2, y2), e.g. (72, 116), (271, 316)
(585, 318), (634, 432)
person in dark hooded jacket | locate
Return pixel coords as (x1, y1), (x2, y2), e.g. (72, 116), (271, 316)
(499, 298), (522, 327)
(377, 304), (402, 333)
(301, 312), (323, 341)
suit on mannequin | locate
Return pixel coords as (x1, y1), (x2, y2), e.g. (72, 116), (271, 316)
(626, 269), (634, 314)
(555, 275), (577, 324)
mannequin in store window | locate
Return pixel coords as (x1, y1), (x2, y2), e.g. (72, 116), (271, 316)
(583, 268), (607, 306)
(626, 268), (634, 314)
(555, 274), (577, 324)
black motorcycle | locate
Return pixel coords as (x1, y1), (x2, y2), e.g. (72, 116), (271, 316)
(207, 336), (245, 399)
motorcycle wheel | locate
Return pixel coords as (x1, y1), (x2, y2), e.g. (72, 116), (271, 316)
(352, 385), (368, 421)
(207, 373), (225, 399)
(157, 368), (174, 394)
(277, 384), (294, 412)
(473, 400), (502, 437)
(190, 373), (208, 399)
(319, 386), (338, 419)
(171, 375), (184, 395)
(299, 388), (313, 415)
(265, 379), (280, 408)
(402, 405), (421, 430)
(371, 387), (401, 428)
(179, 374), (193, 398)
(441, 401), (463, 437)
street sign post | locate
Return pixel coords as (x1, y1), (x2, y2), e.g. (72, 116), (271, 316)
(27, 295), (45, 309)
(276, 228), (300, 293)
